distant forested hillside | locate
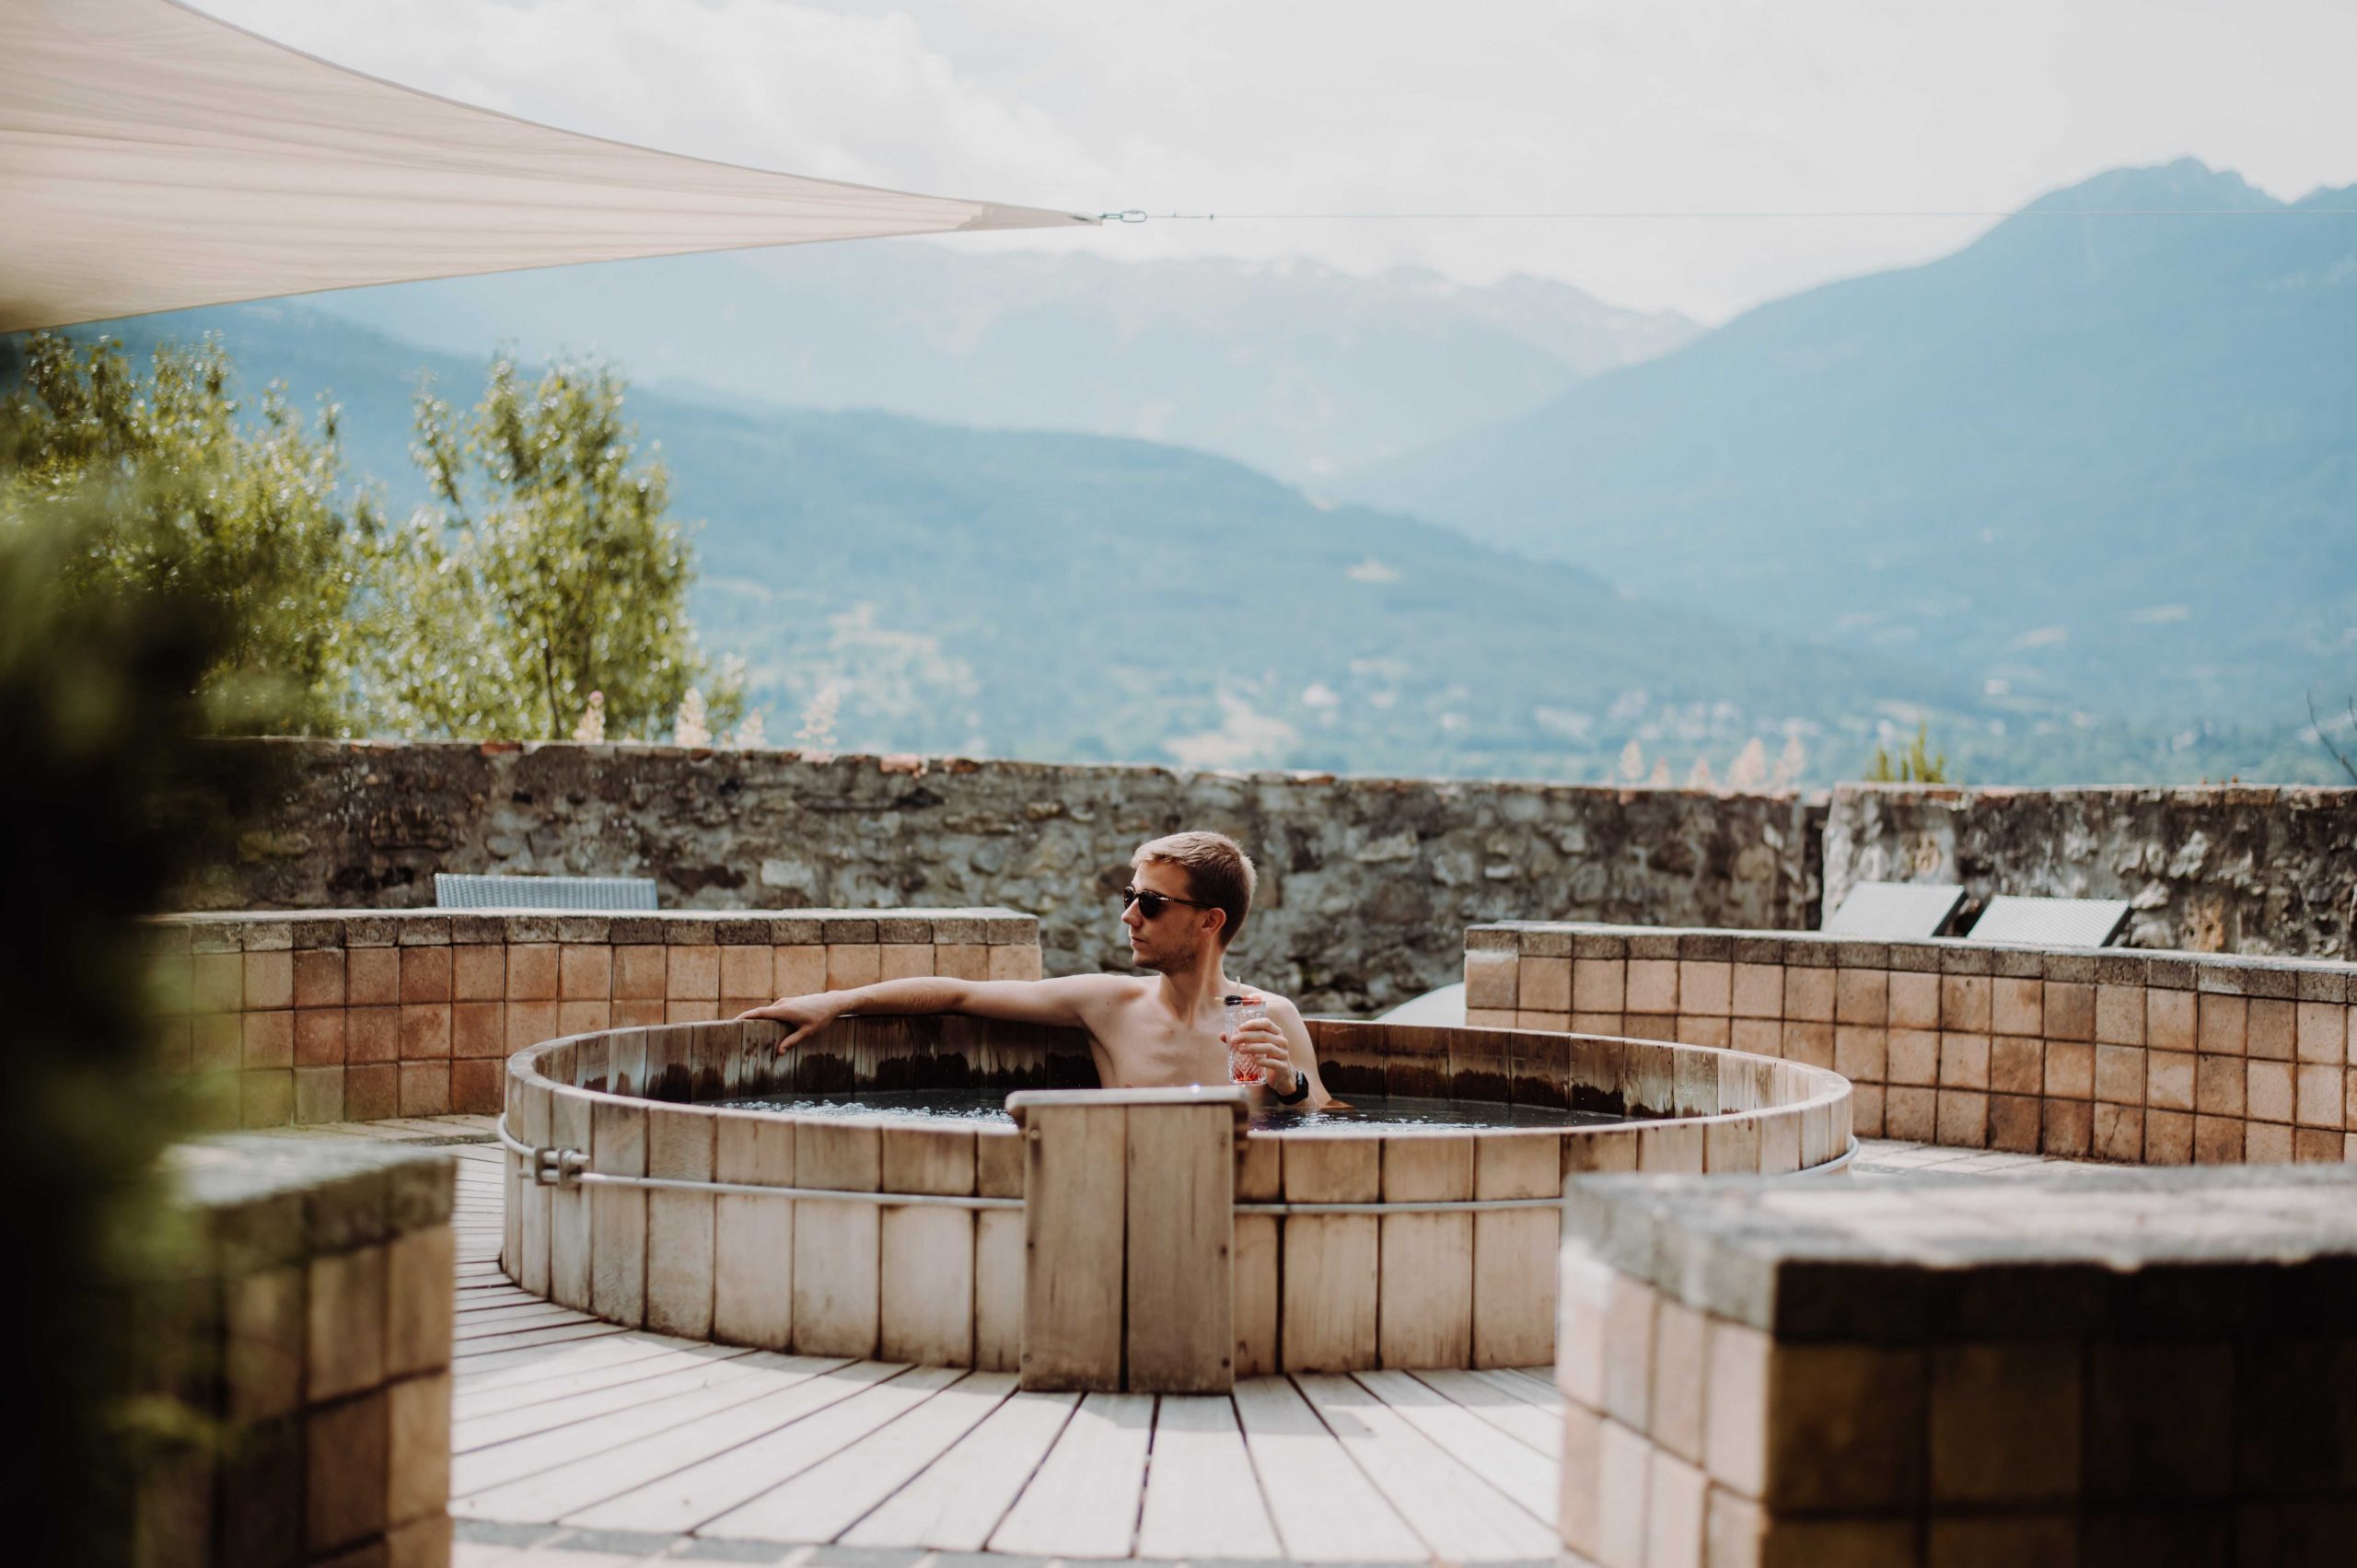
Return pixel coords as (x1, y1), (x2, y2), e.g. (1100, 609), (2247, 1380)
(20, 303), (1998, 782)
(1346, 160), (2357, 742)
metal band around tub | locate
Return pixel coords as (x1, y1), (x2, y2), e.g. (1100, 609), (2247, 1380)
(496, 1116), (1856, 1211)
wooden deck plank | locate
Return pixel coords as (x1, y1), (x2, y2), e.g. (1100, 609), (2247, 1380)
(453, 1354), (853, 1500)
(986, 1390), (1153, 1559)
(455, 1342), (753, 1422)
(454, 1288), (548, 1313)
(1135, 1396), (1283, 1562)
(454, 1351), (768, 1452)
(1229, 1376), (1425, 1562)
(1294, 1375), (1558, 1561)
(1350, 1369), (1556, 1522)
(443, 1330), (645, 1376)
(840, 1390), (1081, 1551)
(455, 1310), (602, 1345)
(1494, 1366), (1567, 1407)
(455, 1300), (588, 1331)
(453, 1321), (631, 1358)
(575, 1365), (965, 1536)
(1409, 1368), (1562, 1458)
(693, 1372), (1016, 1542)
(456, 1358), (890, 1524)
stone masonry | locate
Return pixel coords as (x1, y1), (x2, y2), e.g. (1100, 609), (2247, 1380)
(1824, 783), (2357, 959)
(192, 741), (1824, 1014)
(192, 744), (2357, 1009)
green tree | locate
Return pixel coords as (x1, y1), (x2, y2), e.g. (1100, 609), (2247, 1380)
(371, 353), (742, 739)
(0, 332), (381, 732)
(1864, 722), (1956, 784)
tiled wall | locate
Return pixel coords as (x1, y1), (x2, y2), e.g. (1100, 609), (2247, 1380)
(142, 909), (1041, 1129)
(1469, 923), (2357, 1165)
(140, 1134), (456, 1567)
(1556, 1165), (2357, 1568)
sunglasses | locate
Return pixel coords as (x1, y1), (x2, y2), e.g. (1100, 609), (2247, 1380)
(1120, 885), (1214, 919)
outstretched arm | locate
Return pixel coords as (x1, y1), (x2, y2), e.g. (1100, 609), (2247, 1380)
(739, 973), (1123, 1053)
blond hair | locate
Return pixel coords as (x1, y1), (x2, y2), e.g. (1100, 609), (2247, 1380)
(1132, 830), (1257, 947)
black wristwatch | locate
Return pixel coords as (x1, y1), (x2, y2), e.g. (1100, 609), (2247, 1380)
(1274, 1072), (1312, 1106)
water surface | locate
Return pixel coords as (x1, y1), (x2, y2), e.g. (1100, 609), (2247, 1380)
(709, 1087), (1621, 1132)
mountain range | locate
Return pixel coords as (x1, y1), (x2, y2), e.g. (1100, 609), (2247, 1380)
(1341, 160), (2357, 735)
(45, 301), (1964, 781)
(302, 245), (1700, 484)
(14, 158), (2352, 784)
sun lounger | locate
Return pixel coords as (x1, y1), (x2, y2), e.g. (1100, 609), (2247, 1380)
(1376, 981), (1468, 1027)
(1820, 880), (1966, 939)
(1965, 894), (2131, 947)
(432, 873), (659, 912)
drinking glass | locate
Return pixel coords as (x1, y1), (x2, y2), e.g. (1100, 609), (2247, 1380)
(1224, 993), (1270, 1085)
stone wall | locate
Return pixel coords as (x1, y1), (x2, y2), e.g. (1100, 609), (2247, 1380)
(193, 741), (1824, 1015)
(1823, 783), (2357, 959)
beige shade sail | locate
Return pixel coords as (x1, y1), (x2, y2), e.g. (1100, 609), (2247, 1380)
(0, 0), (1095, 332)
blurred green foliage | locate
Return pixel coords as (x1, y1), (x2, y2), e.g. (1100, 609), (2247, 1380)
(1864, 723), (1956, 784)
(374, 353), (742, 740)
(1, 332), (739, 741)
(1, 331), (379, 733)
(0, 470), (251, 1562)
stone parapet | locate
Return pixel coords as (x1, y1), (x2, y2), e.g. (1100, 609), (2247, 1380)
(1555, 1165), (2357, 1567)
(1470, 923), (2357, 1166)
(134, 1134), (457, 1568)
(182, 738), (1827, 1013)
(1824, 782), (2357, 958)
(139, 907), (1040, 1130)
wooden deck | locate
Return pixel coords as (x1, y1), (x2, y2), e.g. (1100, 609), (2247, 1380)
(260, 1118), (2102, 1566)
(294, 1120), (1566, 1566)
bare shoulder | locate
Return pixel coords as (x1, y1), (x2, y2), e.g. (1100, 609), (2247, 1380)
(1056, 971), (1154, 1000)
(1244, 986), (1307, 1022)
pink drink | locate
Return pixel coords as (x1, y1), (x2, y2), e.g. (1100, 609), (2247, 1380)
(1225, 993), (1270, 1085)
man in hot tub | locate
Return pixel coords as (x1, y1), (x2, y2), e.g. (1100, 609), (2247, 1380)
(738, 830), (1334, 1109)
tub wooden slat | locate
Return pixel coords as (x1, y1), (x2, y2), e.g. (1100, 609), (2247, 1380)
(501, 1074), (524, 1282)
(792, 1120), (882, 1357)
(1472, 1132), (1560, 1368)
(517, 1076), (552, 1297)
(550, 1086), (593, 1310)
(972, 1209), (1023, 1373)
(712, 1110), (795, 1350)
(645, 1105), (716, 1338)
(1378, 1134), (1475, 1369)
(1125, 1100), (1236, 1392)
(1281, 1134), (1380, 1373)
(880, 1124), (976, 1366)
(1233, 1214), (1280, 1378)
(588, 1098), (646, 1325)
(1018, 1101), (1127, 1390)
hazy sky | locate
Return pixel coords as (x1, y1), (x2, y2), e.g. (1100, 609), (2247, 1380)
(197, 0), (2357, 321)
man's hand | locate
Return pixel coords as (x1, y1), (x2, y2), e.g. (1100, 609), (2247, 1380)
(737, 993), (840, 1054)
(1224, 1013), (1299, 1098)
